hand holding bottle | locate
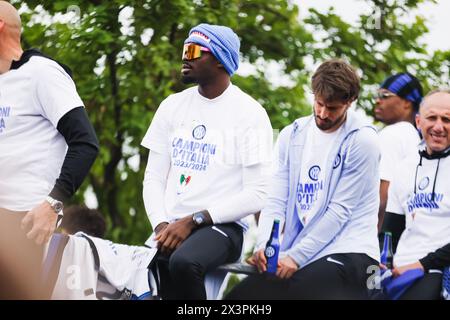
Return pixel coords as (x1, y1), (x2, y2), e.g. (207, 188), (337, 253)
(275, 256), (299, 279)
(248, 249), (267, 273)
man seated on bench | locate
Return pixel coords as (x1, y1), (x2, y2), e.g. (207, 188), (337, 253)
(140, 23), (273, 300)
(380, 89), (450, 300)
(226, 60), (381, 300)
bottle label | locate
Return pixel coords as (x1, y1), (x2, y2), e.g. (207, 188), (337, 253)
(265, 246), (276, 258)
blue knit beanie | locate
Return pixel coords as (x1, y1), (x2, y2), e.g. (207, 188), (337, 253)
(380, 73), (423, 111)
(184, 23), (240, 76)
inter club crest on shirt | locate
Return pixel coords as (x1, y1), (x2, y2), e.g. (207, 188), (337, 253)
(418, 177), (430, 190)
(308, 165), (321, 181)
(192, 124), (206, 140)
(333, 153), (341, 169)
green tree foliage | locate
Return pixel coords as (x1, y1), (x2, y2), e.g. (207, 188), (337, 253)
(12, 0), (449, 243)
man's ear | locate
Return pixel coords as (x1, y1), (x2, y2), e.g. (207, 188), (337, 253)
(415, 113), (421, 130)
(402, 99), (413, 112)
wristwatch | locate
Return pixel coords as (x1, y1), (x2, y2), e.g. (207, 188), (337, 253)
(46, 196), (64, 214)
(192, 211), (207, 227)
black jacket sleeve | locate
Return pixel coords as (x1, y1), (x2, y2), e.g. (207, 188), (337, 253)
(420, 243), (450, 271)
(380, 211), (406, 254)
(48, 107), (99, 202)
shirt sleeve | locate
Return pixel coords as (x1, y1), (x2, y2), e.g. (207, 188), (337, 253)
(285, 128), (381, 267)
(141, 98), (172, 154)
(34, 61), (84, 127)
(239, 107), (273, 166)
(49, 107), (99, 202)
(207, 161), (272, 224)
(254, 125), (292, 251)
(385, 168), (405, 215)
(207, 109), (273, 224)
(419, 242), (450, 271)
(142, 150), (171, 229)
(378, 128), (397, 182)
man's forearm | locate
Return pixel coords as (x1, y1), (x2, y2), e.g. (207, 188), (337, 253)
(143, 150), (170, 229)
(420, 243), (450, 271)
(51, 107), (99, 202)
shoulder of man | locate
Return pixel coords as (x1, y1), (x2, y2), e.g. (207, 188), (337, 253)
(21, 50), (73, 79)
(345, 126), (380, 158)
(353, 125), (379, 143)
(276, 115), (313, 146)
(156, 86), (197, 110)
(231, 85), (266, 110)
(379, 121), (417, 138)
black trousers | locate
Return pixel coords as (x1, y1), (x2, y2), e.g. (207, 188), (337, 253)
(157, 222), (243, 300)
(400, 271), (443, 300)
(0, 208), (45, 299)
(225, 253), (377, 300)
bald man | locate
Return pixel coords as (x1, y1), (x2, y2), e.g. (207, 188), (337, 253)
(382, 89), (450, 299)
(0, 1), (99, 299)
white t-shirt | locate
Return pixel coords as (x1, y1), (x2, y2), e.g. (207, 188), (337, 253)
(387, 152), (450, 266)
(295, 124), (342, 226)
(378, 122), (420, 182)
(141, 84), (273, 226)
(0, 56), (84, 211)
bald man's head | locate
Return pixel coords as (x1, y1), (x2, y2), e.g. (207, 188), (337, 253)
(0, 1), (22, 40)
(416, 90), (450, 154)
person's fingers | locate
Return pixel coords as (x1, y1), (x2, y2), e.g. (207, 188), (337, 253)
(392, 268), (400, 278)
(160, 234), (178, 254)
(276, 264), (288, 278)
(21, 212), (33, 231)
(158, 235), (169, 253)
(246, 256), (256, 265)
(276, 266), (283, 278)
(258, 252), (268, 273)
(26, 224), (40, 241)
(156, 231), (168, 248)
(35, 232), (46, 246)
(256, 260), (266, 273)
(257, 251), (267, 264)
(166, 237), (180, 251)
(160, 242), (169, 255)
(284, 269), (295, 280)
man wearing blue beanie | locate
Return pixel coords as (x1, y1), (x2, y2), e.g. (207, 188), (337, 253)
(182, 23), (240, 77)
(375, 73), (423, 236)
(141, 24), (273, 299)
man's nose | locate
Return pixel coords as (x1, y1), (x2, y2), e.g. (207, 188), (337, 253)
(317, 107), (328, 119)
(433, 119), (444, 132)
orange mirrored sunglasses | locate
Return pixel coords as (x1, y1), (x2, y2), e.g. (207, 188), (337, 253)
(182, 43), (211, 60)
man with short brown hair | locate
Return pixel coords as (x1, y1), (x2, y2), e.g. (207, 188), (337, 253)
(227, 59), (380, 299)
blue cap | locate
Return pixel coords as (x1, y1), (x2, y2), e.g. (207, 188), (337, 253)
(380, 73), (423, 111)
(184, 23), (240, 76)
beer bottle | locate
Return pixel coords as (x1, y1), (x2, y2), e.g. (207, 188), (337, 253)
(265, 219), (280, 274)
(380, 232), (394, 269)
